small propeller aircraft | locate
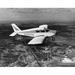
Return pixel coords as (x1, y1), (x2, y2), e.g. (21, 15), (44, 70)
(9, 23), (56, 44)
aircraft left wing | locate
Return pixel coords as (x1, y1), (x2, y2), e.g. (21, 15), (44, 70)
(28, 36), (45, 44)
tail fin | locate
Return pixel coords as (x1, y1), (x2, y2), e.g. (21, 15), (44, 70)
(11, 23), (21, 32)
(9, 23), (21, 36)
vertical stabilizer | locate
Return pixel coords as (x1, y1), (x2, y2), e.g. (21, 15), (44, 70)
(9, 23), (21, 36)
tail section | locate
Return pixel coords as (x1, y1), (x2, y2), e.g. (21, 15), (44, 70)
(10, 23), (21, 36)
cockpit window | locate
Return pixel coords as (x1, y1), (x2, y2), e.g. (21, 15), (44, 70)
(36, 29), (50, 32)
(45, 29), (49, 32)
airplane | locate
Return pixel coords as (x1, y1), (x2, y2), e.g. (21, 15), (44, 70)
(9, 23), (56, 45)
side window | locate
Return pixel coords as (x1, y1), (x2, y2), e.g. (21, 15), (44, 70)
(36, 30), (40, 32)
(41, 30), (45, 32)
(36, 29), (49, 32)
(46, 29), (49, 32)
(36, 30), (44, 32)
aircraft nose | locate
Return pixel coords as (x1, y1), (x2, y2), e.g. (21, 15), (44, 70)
(52, 30), (56, 33)
(48, 31), (56, 36)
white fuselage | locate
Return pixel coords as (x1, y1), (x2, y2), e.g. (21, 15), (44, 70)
(17, 30), (56, 37)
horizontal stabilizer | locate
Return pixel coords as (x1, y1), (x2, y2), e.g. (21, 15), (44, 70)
(9, 32), (17, 36)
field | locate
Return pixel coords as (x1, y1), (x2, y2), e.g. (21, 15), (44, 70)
(0, 23), (75, 67)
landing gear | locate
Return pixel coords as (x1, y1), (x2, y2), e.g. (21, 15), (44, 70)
(43, 36), (55, 45)
(50, 36), (55, 41)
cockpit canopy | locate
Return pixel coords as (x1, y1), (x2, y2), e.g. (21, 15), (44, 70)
(36, 29), (50, 32)
(39, 24), (48, 29)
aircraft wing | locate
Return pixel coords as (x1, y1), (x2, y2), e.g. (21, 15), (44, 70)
(28, 36), (45, 44)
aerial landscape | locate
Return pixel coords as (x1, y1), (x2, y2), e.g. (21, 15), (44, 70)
(0, 8), (75, 67)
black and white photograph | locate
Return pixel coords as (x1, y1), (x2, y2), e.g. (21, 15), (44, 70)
(0, 8), (75, 67)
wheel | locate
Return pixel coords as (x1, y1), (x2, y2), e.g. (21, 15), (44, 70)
(51, 36), (55, 41)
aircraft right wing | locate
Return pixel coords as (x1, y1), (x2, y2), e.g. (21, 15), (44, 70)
(28, 36), (46, 44)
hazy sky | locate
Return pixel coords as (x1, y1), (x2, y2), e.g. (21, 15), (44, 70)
(0, 8), (75, 23)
